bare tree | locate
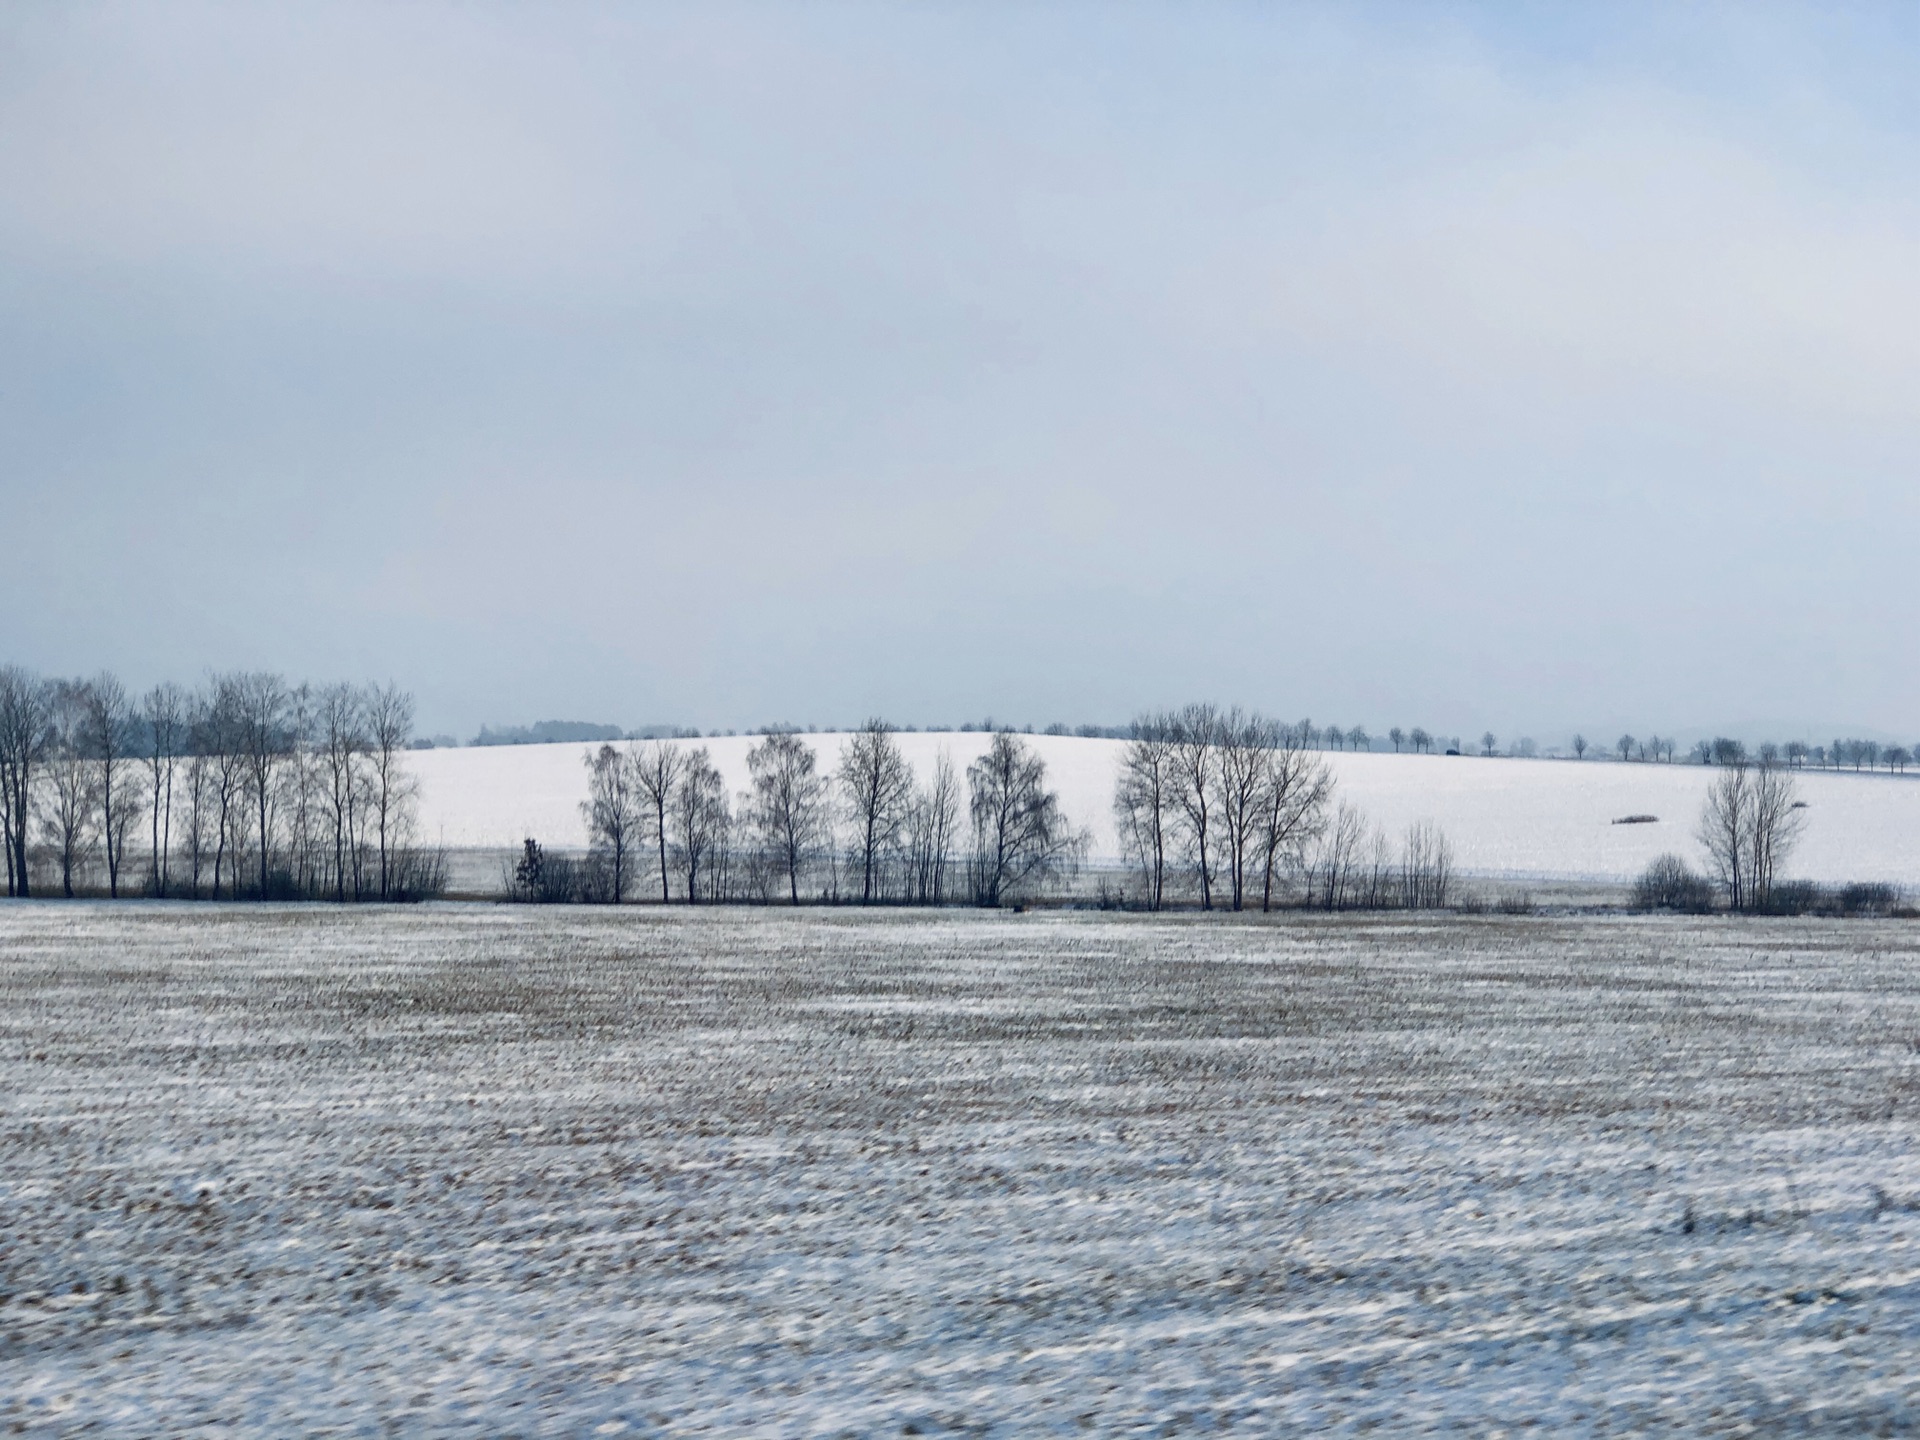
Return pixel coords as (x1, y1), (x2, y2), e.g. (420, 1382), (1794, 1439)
(38, 682), (100, 897)
(1698, 761), (1751, 910)
(1747, 759), (1805, 909)
(1481, 732), (1497, 758)
(1311, 802), (1369, 910)
(967, 731), (1082, 907)
(1169, 703), (1222, 908)
(748, 730), (828, 904)
(365, 683), (416, 899)
(1697, 757), (1802, 911)
(1214, 709), (1278, 911)
(581, 742), (643, 902)
(1325, 725), (1345, 752)
(1409, 727), (1431, 755)
(317, 683), (368, 901)
(1255, 732), (1333, 911)
(79, 673), (141, 897)
(629, 741), (688, 903)
(282, 685), (323, 896)
(1388, 727), (1404, 753)
(229, 672), (291, 895)
(1347, 725), (1371, 753)
(903, 750), (959, 904)
(1571, 733), (1587, 760)
(1616, 734), (1635, 763)
(202, 677), (250, 899)
(0, 666), (54, 896)
(1399, 821), (1454, 908)
(141, 682), (187, 897)
(1114, 714), (1175, 910)
(672, 747), (729, 903)
(175, 690), (214, 897)
(838, 719), (912, 904)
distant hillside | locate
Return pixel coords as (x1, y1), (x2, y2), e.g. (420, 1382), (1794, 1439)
(472, 720), (626, 746)
(410, 734), (1920, 884)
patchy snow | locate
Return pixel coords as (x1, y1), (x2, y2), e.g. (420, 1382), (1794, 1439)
(410, 737), (1920, 883)
(5, 904), (1920, 1433)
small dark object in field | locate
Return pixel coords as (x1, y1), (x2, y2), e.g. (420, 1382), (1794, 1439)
(1613, 814), (1658, 825)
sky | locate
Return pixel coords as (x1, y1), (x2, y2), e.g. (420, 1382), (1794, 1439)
(4, 2), (1920, 742)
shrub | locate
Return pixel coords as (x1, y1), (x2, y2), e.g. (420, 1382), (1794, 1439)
(388, 846), (449, 902)
(1761, 880), (1822, 916)
(1633, 854), (1714, 913)
(508, 837), (578, 903)
(1837, 882), (1899, 916)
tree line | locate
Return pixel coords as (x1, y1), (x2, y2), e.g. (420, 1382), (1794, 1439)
(1112, 704), (1453, 912)
(0, 666), (436, 900)
(540, 723), (1082, 907)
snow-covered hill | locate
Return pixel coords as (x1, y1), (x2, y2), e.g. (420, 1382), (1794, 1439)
(409, 735), (1920, 884)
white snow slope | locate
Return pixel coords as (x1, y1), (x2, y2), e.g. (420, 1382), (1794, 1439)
(411, 737), (1920, 884)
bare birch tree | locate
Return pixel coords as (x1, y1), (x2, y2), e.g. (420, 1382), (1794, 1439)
(672, 747), (728, 904)
(1114, 714), (1175, 910)
(629, 741), (687, 903)
(747, 730), (827, 904)
(1256, 731), (1333, 911)
(142, 682), (187, 897)
(1746, 759), (1805, 910)
(317, 683), (367, 900)
(0, 666), (53, 896)
(366, 683), (416, 899)
(1399, 820), (1454, 908)
(1214, 708), (1277, 911)
(967, 731), (1082, 907)
(204, 677), (250, 899)
(903, 750), (959, 904)
(582, 742), (642, 902)
(1311, 802), (1369, 910)
(231, 672), (290, 895)
(1169, 703), (1222, 908)
(1698, 761), (1755, 910)
(80, 673), (141, 897)
(838, 719), (912, 904)
(38, 682), (100, 896)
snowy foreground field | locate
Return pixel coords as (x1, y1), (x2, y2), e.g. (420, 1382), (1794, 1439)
(7, 904), (1920, 1435)
(410, 736), (1920, 885)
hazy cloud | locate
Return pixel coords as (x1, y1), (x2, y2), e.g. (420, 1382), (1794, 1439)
(4, 3), (1918, 737)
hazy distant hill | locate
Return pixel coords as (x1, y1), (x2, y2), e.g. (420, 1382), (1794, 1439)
(471, 721), (626, 746)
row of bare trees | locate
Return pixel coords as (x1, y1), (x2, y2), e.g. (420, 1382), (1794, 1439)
(0, 665), (434, 900)
(564, 723), (1079, 907)
(1112, 705), (1457, 911)
(1113, 706), (1333, 911)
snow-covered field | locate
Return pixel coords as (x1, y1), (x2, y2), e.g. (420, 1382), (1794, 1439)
(6, 903), (1920, 1433)
(411, 736), (1920, 884)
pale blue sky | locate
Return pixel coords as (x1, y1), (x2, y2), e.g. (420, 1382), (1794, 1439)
(4, 3), (1919, 739)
